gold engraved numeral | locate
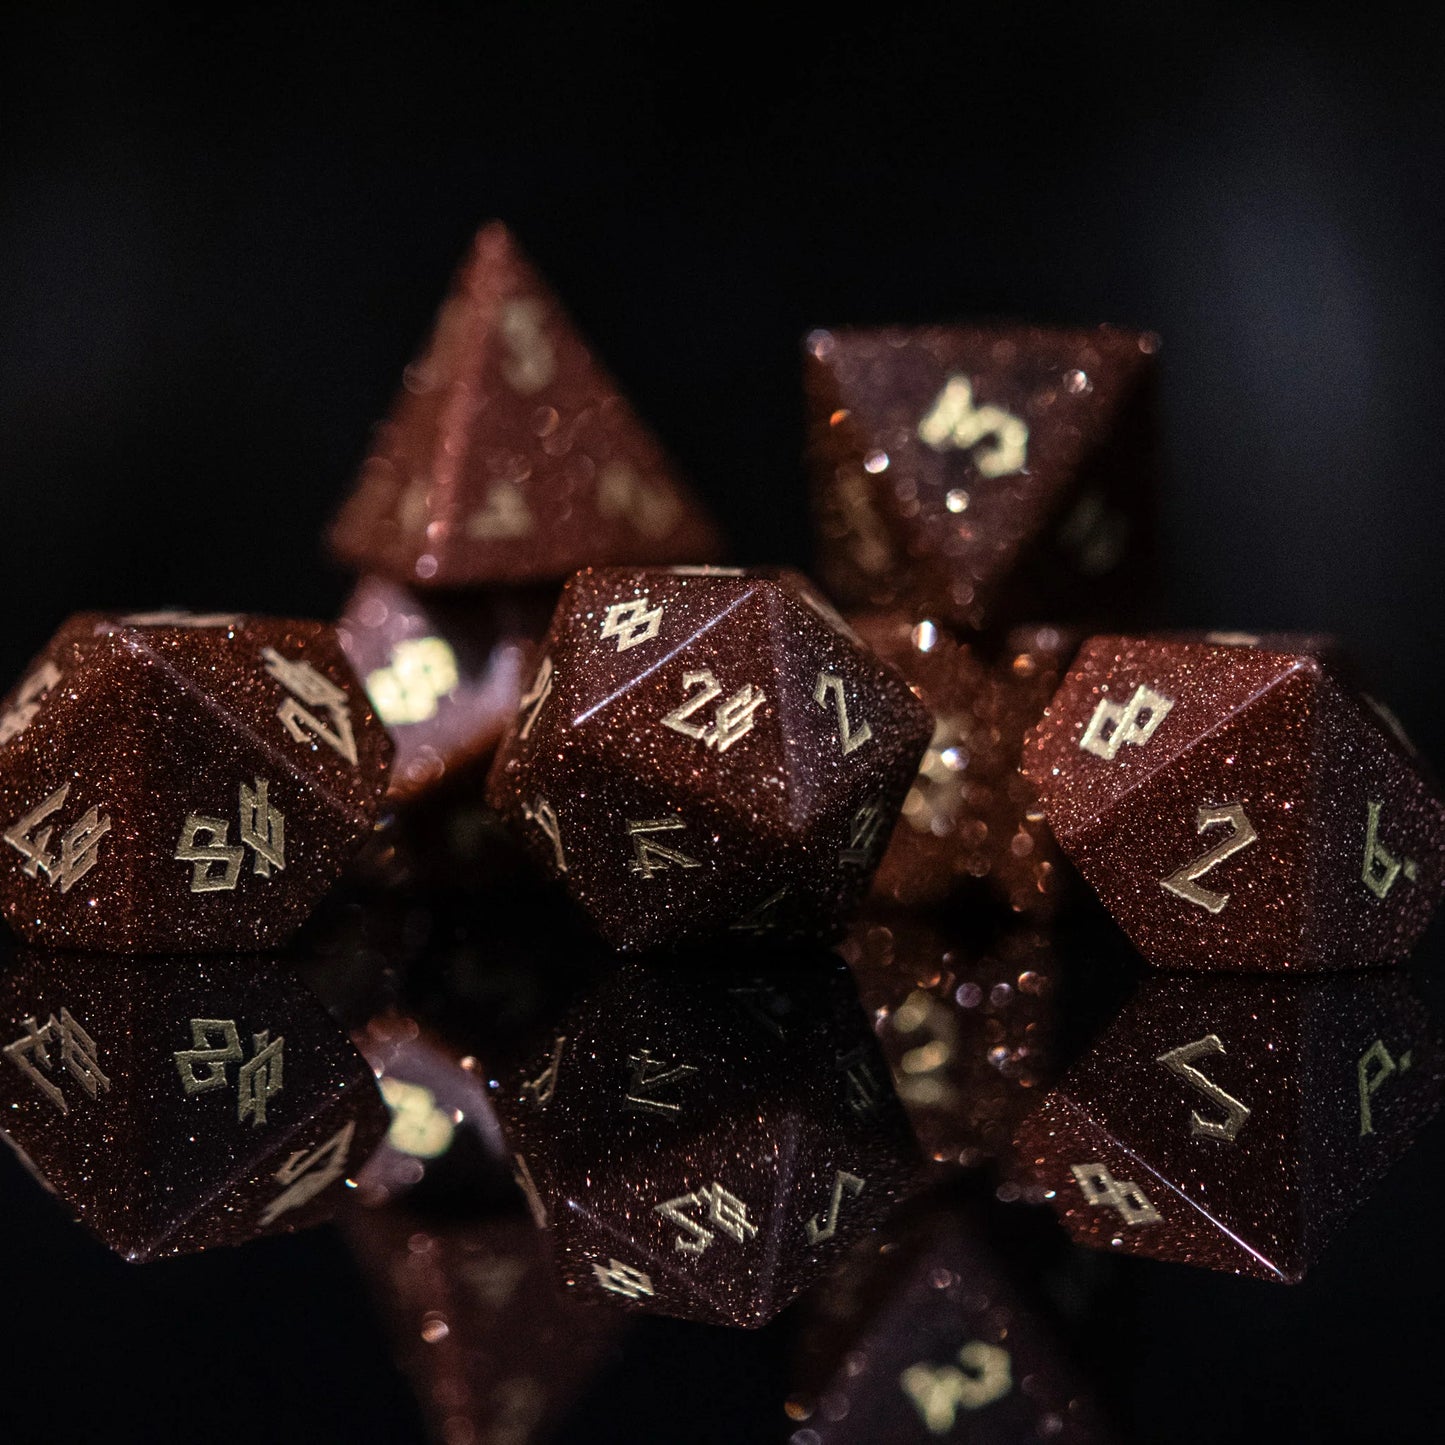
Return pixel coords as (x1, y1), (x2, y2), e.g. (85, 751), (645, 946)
(592, 1259), (654, 1299)
(259, 1119), (355, 1227)
(173, 1019), (284, 1127)
(900, 1341), (1013, 1434)
(261, 648), (358, 765)
(1359, 1039), (1413, 1136)
(597, 461), (682, 539)
(176, 778), (286, 893)
(3, 1008), (110, 1115)
(467, 479), (534, 540)
(804, 1169), (864, 1245)
(917, 374), (1028, 478)
(838, 1045), (888, 1118)
(624, 1049), (698, 1117)
(840, 794), (890, 868)
(513, 1153), (548, 1228)
(1070, 1162), (1161, 1226)
(626, 817), (700, 879)
(1363, 800), (1418, 900)
(1079, 683), (1174, 760)
(1159, 802), (1257, 914)
(522, 796), (567, 873)
(729, 885), (791, 935)
(379, 1077), (455, 1159)
(1156, 1033), (1251, 1142)
(661, 669), (766, 753)
(4, 783), (112, 894)
(365, 637), (460, 725)
(655, 1182), (757, 1256)
(498, 297), (556, 394)
(815, 671), (873, 754)
(0, 660), (62, 746)
(521, 1034), (567, 1109)
(601, 597), (664, 652)
(517, 654), (553, 739)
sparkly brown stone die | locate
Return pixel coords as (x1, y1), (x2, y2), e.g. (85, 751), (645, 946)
(486, 567), (934, 951)
(0, 610), (391, 951)
(1022, 633), (1445, 970)
(852, 613), (1079, 914)
(1012, 972), (1442, 1281)
(807, 323), (1159, 632)
(337, 573), (552, 802)
(0, 950), (388, 1261)
(329, 221), (722, 588)
(492, 956), (921, 1327)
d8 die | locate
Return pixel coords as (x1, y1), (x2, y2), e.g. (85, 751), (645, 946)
(0, 610), (391, 951)
(807, 324), (1159, 632)
(491, 956), (921, 1327)
(486, 567), (933, 951)
(1023, 633), (1445, 969)
(0, 949), (388, 1261)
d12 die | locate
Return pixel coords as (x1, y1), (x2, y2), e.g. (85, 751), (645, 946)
(1023, 634), (1445, 969)
(807, 324), (1159, 632)
(486, 567), (933, 951)
(851, 614), (1079, 914)
(492, 956), (921, 1327)
(0, 610), (391, 951)
(329, 221), (722, 588)
(0, 949), (388, 1261)
(1011, 972), (1442, 1281)
(338, 574), (553, 802)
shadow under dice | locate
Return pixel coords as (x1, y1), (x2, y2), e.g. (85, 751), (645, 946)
(1023, 634), (1445, 969)
(486, 567), (934, 951)
(0, 951), (388, 1261)
(1012, 972), (1443, 1281)
(491, 956), (921, 1327)
(807, 323), (1159, 633)
(0, 610), (392, 951)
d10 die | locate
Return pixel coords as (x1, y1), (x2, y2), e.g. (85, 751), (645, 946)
(0, 949), (388, 1261)
(807, 324), (1159, 632)
(1011, 972), (1442, 1281)
(486, 567), (933, 951)
(491, 956), (921, 1327)
(329, 221), (722, 588)
(0, 610), (391, 951)
(1023, 634), (1445, 969)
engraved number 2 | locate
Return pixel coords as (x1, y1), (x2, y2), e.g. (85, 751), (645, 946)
(815, 672), (872, 754)
(1159, 802), (1257, 914)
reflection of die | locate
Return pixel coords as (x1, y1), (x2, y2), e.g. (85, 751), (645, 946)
(1024, 634), (1445, 969)
(0, 611), (391, 950)
(0, 950), (387, 1260)
(486, 567), (933, 950)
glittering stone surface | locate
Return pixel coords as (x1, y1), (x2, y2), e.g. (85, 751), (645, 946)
(0, 610), (392, 951)
(807, 323), (1159, 632)
(328, 222), (723, 588)
(344, 1208), (625, 1445)
(486, 567), (934, 951)
(491, 954), (921, 1327)
(1023, 634), (1445, 969)
(0, 948), (388, 1261)
(1012, 972), (1443, 1281)
(852, 613), (1080, 914)
(337, 574), (554, 803)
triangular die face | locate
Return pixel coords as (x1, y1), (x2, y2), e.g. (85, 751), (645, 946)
(329, 223), (720, 586)
(1303, 676), (1445, 966)
(1025, 635), (1316, 840)
(1065, 672), (1315, 969)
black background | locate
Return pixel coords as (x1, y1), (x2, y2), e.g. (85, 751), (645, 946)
(2, 4), (1444, 1442)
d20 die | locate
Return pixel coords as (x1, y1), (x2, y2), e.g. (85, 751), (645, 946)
(491, 956), (921, 1327)
(486, 567), (933, 951)
(807, 324), (1159, 632)
(1011, 972), (1442, 1281)
(329, 221), (722, 587)
(0, 950), (388, 1261)
(0, 610), (391, 951)
(1023, 634), (1445, 969)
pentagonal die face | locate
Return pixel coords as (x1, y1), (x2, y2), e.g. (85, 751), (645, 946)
(1024, 635), (1445, 970)
(0, 611), (392, 952)
(486, 568), (933, 951)
(491, 959), (921, 1327)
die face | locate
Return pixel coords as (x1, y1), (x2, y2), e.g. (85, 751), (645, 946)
(807, 324), (1158, 632)
(0, 950), (388, 1261)
(0, 612), (391, 951)
(491, 957), (921, 1327)
(328, 222), (722, 588)
(486, 567), (933, 951)
(1012, 974), (1442, 1281)
(337, 574), (553, 803)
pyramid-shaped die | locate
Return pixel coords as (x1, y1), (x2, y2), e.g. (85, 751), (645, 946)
(491, 957), (920, 1327)
(0, 610), (391, 951)
(486, 567), (934, 951)
(1022, 633), (1445, 969)
(0, 950), (388, 1261)
(329, 222), (723, 587)
(807, 324), (1159, 632)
